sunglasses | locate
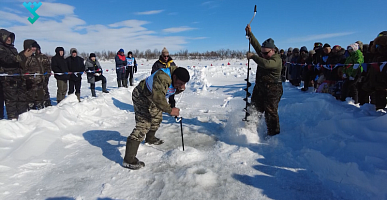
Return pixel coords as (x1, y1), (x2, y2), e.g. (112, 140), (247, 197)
(261, 50), (272, 55)
(163, 55), (169, 58)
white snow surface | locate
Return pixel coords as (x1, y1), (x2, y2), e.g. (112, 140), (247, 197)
(0, 59), (386, 200)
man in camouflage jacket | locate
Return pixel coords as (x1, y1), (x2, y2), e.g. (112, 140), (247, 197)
(123, 66), (190, 170)
(246, 24), (283, 136)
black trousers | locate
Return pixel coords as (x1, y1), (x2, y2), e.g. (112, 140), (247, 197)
(68, 79), (81, 95)
(90, 75), (107, 89)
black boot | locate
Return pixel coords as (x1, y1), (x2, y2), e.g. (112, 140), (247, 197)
(129, 78), (133, 86)
(102, 83), (109, 93)
(123, 80), (128, 88)
(75, 93), (81, 102)
(123, 139), (145, 170)
(145, 130), (164, 145)
(117, 80), (122, 87)
(91, 89), (96, 97)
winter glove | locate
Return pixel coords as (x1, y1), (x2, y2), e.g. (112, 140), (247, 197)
(95, 73), (101, 76)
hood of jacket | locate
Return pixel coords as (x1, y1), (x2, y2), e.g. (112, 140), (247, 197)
(0, 29), (15, 46)
(69, 48), (78, 55)
(55, 47), (65, 57)
(23, 39), (37, 50)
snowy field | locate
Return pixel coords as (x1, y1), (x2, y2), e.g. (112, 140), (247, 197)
(0, 59), (386, 200)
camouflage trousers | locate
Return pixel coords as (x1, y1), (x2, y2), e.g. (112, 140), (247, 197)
(251, 82), (283, 135)
(23, 80), (46, 110)
(0, 77), (27, 119)
(129, 86), (163, 142)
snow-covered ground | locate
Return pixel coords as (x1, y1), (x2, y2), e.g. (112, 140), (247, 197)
(1, 59), (386, 200)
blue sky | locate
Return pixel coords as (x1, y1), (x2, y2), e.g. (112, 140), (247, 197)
(1, 0), (386, 54)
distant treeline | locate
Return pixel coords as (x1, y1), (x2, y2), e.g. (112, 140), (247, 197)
(52, 49), (248, 60)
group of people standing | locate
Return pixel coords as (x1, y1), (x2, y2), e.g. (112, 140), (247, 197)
(0, 28), (113, 120)
(115, 49), (138, 88)
(280, 31), (387, 110)
(0, 29), (51, 120)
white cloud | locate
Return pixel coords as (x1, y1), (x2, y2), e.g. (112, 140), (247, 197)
(109, 20), (150, 28)
(34, 2), (75, 17)
(190, 37), (207, 40)
(201, 1), (213, 5)
(0, 8), (191, 54)
(135, 10), (163, 15)
(3, 7), (23, 14)
(162, 26), (197, 33)
(286, 32), (355, 43)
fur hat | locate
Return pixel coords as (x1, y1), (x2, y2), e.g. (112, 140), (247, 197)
(355, 41), (363, 52)
(347, 43), (359, 51)
(293, 48), (300, 53)
(89, 53), (96, 58)
(162, 47), (169, 55)
(173, 67), (190, 82)
(288, 47), (293, 52)
(309, 50), (315, 55)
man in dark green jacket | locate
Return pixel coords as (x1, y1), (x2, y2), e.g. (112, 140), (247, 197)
(246, 24), (283, 136)
(123, 66), (190, 170)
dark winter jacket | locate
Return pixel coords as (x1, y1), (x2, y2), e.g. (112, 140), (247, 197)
(289, 55), (301, 80)
(249, 33), (282, 83)
(51, 47), (69, 80)
(151, 55), (176, 74)
(363, 36), (387, 90)
(66, 48), (84, 81)
(115, 53), (127, 74)
(0, 29), (22, 74)
(324, 48), (346, 81)
(85, 58), (103, 84)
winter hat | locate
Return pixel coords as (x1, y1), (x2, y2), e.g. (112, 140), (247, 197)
(378, 31), (387, 37)
(262, 38), (275, 48)
(355, 41), (363, 52)
(314, 42), (323, 47)
(300, 46), (308, 53)
(333, 45), (341, 49)
(173, 67), (190, 82)
(288, 47), (293, 52)
(323, 43), (331, 48)
(280, 49), (284, 53)
(89, 53), (96, 58)
(347, 43), (359, 51)
(162, 47), (169, 55)
(23, 39), (36, 50)
(119, 49), (124, 53)
(309, 50), (315, 55)
(292, 48), (300, 53)
(128, 51), (133, 55)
